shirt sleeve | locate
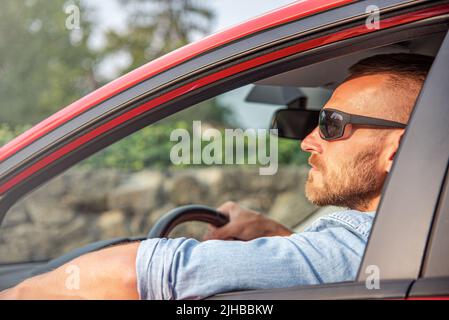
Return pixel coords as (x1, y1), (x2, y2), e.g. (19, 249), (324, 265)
(135, 226), (367, 300)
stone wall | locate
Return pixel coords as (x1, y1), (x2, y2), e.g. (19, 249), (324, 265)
(0, 166), (318, 264)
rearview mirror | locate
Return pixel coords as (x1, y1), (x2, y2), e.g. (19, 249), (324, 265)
(270, 109), (319, 140)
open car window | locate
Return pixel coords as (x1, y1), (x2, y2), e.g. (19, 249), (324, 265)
(0, 84), (330, 264)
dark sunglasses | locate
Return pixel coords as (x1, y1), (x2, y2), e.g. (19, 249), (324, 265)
(319, 108), (407, 140)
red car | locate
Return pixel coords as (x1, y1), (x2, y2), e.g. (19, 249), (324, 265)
(1, 0), (449, 299)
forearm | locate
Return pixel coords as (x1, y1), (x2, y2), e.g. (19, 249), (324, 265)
(0, 242), (141, 300)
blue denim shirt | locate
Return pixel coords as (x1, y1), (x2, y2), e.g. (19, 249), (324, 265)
(136, 210), (375, 300)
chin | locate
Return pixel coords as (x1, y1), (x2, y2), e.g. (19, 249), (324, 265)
(305, 183), (320, 203)
(307, 172), (323, 187)
(305, 178), (330, 204)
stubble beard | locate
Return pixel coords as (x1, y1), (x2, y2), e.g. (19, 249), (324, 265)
(305, 149), (385, 211)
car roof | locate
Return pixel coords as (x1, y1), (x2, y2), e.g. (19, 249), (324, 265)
(0, 0), (352, 162)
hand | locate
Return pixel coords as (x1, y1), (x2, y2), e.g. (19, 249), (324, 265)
(203, 201), (293, 241)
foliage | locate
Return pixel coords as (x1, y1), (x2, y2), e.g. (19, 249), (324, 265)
(79, 123), (308, 171)
(0, 124), (32, 147)
(277, 138), (309, 166)
(0, 119), (307, 171)
(167, 98), (236, 128)
(0, 0), (232, 129)
(0, 1), (308, 170)
(102, 0), (215, 73)
(0, 0), (98, 126)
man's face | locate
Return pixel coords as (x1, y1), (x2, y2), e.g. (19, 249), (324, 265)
(301, 74), (397, 210)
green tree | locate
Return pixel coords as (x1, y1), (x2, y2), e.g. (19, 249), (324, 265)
(0, 0), (98, 126)
(104, 0), (233, 127)
(104, 0), (215, 72)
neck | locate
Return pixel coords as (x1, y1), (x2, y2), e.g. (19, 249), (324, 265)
(354, 194), (380, 212)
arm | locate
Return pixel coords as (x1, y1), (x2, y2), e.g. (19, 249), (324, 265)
(138, 226), (366, 299)
(0, 242), (140, 300)
(0, 201), (289, 300)
(2, 219), (367, 300)
(203, 201), (293, 241)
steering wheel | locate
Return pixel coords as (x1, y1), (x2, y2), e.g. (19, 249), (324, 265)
(147, 205), (229, 238)
(29, 205), (229, 276)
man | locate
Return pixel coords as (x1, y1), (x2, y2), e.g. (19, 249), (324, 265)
(0, 53), (433, 300)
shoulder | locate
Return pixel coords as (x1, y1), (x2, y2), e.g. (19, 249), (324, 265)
(303, 209), (376, 241)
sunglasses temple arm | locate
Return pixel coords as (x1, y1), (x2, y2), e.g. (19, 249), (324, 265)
(350, 115), (407, 128)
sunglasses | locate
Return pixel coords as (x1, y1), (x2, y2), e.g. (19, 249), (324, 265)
(318, 108), (407, 140)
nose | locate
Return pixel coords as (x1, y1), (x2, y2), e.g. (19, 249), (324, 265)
(301, 127), (323, 154)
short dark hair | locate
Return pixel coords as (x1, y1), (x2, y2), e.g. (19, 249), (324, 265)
(346, 53), (434, 123)
(348, 53), (434, 82)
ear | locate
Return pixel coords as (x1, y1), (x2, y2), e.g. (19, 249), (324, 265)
(384, 130), (405, 173)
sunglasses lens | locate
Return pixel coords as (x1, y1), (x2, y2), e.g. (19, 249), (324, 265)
(319, 110), (344, 139)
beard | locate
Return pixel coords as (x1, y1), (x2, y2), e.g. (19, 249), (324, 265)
(305, 149), (385, 211)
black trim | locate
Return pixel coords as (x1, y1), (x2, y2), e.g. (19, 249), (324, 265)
(207, 280), (413, 300)
(409, 277), (449, 297)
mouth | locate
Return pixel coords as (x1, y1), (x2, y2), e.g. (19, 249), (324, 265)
(308, 158), (321, 173)
(310, 167), (319, 175)
(308, 159), (316, 169)
(308, 163), (318, 174)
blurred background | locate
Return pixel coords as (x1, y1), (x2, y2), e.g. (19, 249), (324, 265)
(0, 0), (334, 264)
(0, 0), (294, 130)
